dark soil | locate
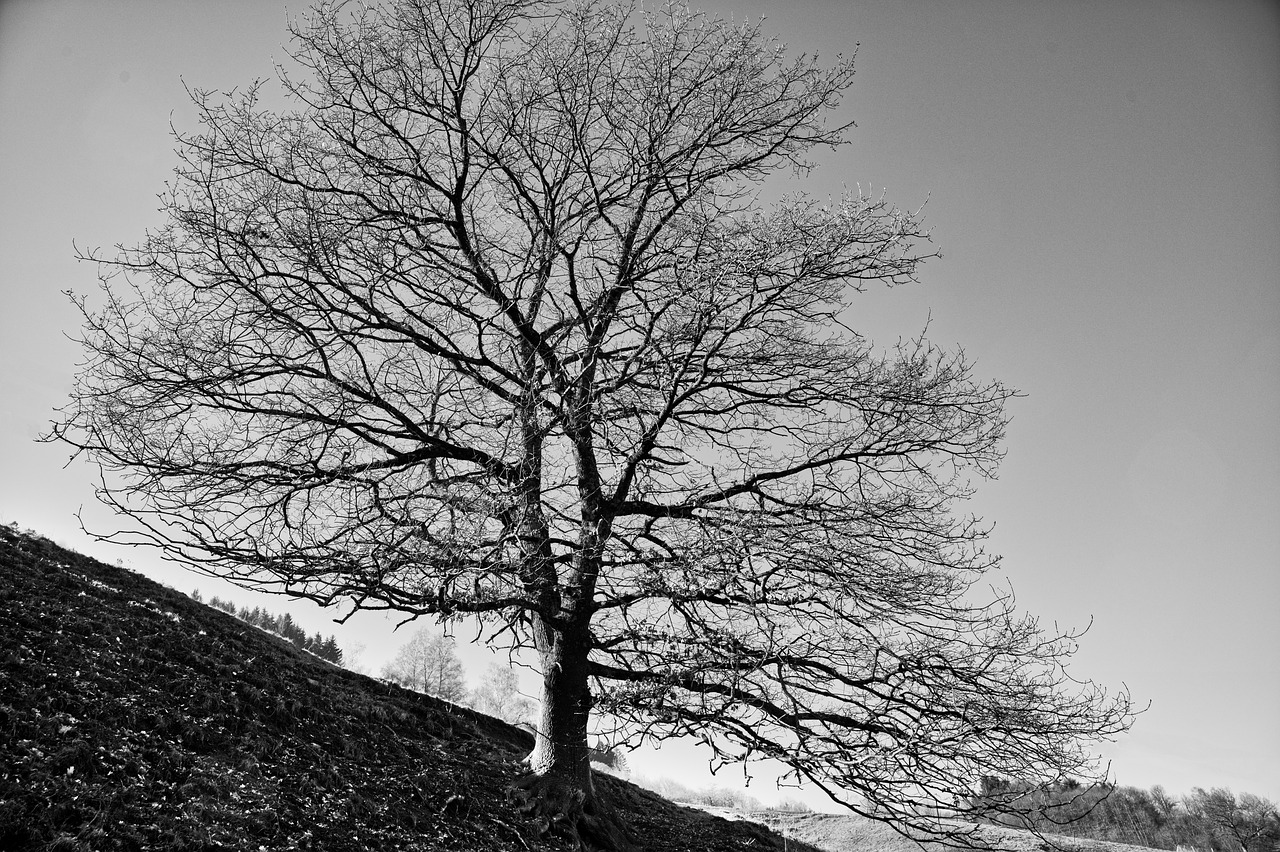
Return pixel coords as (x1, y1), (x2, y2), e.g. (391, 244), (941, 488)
(0, 525), (818, 851)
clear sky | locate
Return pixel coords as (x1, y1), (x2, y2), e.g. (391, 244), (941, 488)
(1, 0), (1276, 808)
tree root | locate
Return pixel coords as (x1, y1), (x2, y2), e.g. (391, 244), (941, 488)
(510, 773), (635, 852)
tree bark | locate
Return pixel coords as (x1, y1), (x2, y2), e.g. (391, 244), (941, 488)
(514, 613), (632, 851)
(528, 617), (594, 789)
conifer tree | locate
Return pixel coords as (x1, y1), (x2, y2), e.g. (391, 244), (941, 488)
(319, 636), (343, 665)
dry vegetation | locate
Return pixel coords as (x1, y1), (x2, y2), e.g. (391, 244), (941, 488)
(753, 813), (1161, 852)
(0, 525), (812, 851)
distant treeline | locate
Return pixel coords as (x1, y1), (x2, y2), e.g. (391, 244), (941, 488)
(970, 777), (1279, 852)
(192, 590), (343, 665)
(630, 773), (812, 814)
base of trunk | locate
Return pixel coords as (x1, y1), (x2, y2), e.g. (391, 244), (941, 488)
(511, 772), (634, 852)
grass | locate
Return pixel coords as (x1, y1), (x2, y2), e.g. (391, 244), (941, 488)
(752, 812), (1162, 852)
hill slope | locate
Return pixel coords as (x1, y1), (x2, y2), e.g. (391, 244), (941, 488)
(0, 525), (807, 851)
(0, 525), (1170, 852)
(753, 812), (1164, 852)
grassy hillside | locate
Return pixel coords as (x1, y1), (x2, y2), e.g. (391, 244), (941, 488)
(753, 812), (1161, 852)
(0, 525), (808, 851)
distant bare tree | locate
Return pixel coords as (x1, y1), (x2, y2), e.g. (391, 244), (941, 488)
(1186, 788), (1280, 852)
(1150, 785), (1178, 819)
(471, 661), (534, 725)
(51, 0), (1135, 846)
(381, 627), (467, 703)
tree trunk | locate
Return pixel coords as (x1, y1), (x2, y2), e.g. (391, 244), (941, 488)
(513, 614), (632, 851)
(529, 616), (594, 792)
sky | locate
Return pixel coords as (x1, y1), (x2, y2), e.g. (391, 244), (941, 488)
(1, 0), (1277, 810)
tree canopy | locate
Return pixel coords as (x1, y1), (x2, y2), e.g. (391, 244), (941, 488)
(52, 0), (1135, 846)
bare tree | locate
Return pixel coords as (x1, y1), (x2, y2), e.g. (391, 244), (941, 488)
(1150, 785), (1178, 819)
(1186, 788), (1280, 852)
(381, 627), (468, 703)
(471, 661), (535, 725)
(51, 0), (1135, 846)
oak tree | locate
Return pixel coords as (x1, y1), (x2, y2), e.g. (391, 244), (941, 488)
(52, 0), (1135, 846)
